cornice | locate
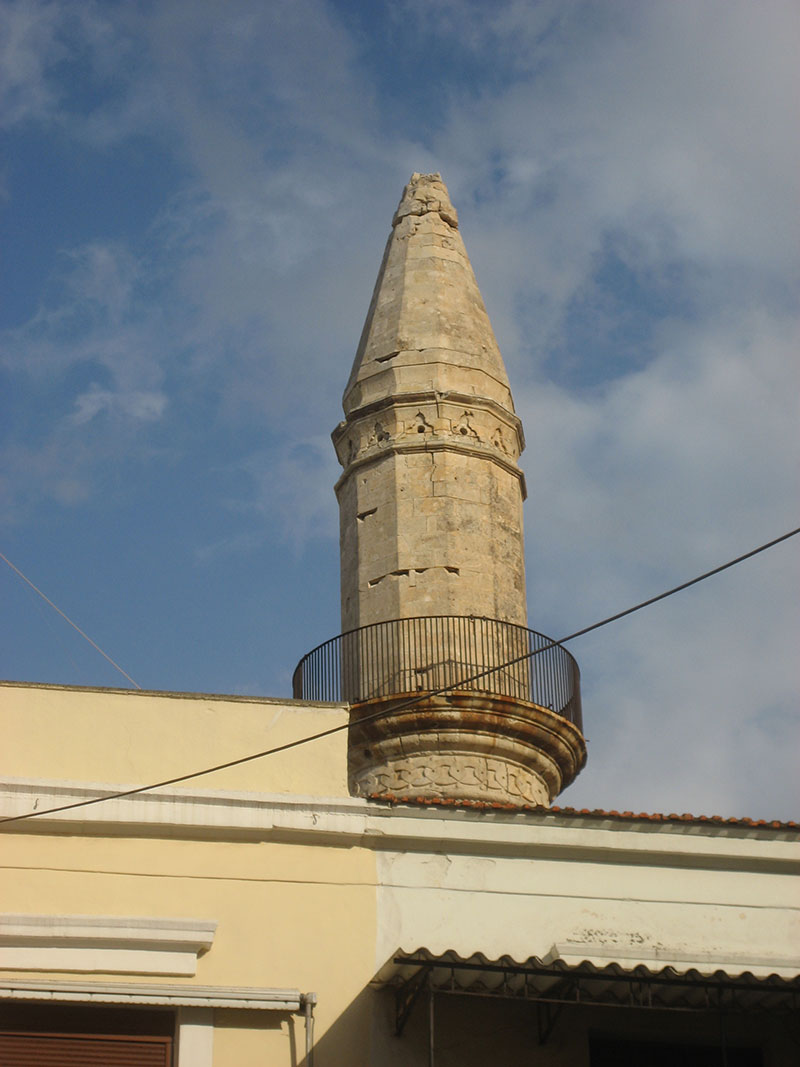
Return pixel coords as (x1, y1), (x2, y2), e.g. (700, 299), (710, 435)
(333, 439), (527, 497)
(0, 914), (216, 977)
(1, 778), (796, 873)
(334, 389), (523, 437)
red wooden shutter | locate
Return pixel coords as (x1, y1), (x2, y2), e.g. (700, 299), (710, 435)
(0, 1030), (172, 1065)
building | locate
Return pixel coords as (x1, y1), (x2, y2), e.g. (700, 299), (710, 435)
(1, 174), (797, 1065)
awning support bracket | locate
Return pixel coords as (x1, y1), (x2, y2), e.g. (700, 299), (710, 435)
(536, 1000), (564, 1045)
(396, 965), (433, 1036)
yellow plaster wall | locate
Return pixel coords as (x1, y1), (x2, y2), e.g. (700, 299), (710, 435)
(212, 1010), (297, 1066)
(0, 681), (349, 796)
(0, 832), (378, 1064)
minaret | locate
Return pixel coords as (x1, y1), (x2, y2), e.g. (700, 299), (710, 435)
(295, 173), (586, 807)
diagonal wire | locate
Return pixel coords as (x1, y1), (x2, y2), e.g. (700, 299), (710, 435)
(1, 525), (798, 828)
(0, 551), (141, 690)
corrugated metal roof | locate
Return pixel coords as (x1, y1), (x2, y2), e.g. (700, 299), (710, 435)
(379, 949), (800, 1015)
(368, 793), (799, 831)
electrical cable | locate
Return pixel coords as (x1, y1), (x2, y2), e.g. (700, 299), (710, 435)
(0, 551), (141, 690)
(1, 525), (797, 828)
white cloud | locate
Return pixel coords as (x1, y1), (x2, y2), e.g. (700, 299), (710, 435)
(0, 0), (64, 126)
(519, 310), (799, 596)
(3, 244), (170, 429)
(71, 385), (167, 423)
(0, 0), (140, 136)
(214, 437), (340, 552)
(1, 235), (174, 514)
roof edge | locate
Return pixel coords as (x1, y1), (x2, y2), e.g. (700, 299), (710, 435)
(368, 792), (799, 833)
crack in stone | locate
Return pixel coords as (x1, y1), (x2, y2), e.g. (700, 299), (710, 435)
(368, 565), (460, 588)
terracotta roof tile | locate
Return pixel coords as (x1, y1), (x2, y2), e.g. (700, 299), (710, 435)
(368, 793), (798, 831)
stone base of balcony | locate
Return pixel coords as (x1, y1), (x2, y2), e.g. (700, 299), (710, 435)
(348, 691), (587, 807)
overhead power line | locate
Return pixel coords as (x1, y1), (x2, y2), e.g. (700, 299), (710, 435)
(1, 525), (798, 828)
(0, 551), (141, 690)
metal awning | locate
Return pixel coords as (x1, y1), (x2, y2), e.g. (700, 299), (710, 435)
(0, 978), (308, 1013)
(375, 949), (800, 1036)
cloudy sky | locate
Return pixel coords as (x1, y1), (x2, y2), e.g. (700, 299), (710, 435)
(2, 0), (798, 821)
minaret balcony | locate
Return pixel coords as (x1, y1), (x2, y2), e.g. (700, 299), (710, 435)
(292, 616), (587, 807)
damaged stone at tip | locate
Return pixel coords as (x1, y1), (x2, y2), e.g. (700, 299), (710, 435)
(393, 172), (459, 229)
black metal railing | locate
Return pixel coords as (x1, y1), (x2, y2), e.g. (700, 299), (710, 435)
(292, 615), (582, 731)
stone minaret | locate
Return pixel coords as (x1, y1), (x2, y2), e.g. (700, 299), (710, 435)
(313, 173), (585, 807)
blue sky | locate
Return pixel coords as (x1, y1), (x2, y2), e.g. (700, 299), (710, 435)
(2, 0), (798, 820)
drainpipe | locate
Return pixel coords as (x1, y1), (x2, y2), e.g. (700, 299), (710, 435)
(302, 992), (317, 1066)
(428, 982), (435, 1067)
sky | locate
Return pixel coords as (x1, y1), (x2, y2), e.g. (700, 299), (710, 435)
(1, 0), (798, 821)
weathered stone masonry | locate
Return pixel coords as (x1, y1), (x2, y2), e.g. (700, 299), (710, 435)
(333, 172), (528, 633)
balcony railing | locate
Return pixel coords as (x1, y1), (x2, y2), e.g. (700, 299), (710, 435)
(292, 615), (582, 732)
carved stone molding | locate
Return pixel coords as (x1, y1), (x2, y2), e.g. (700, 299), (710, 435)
(333, 391), (525, 475)
(348, 692), (587, 807)
(352, 752), (551, 806)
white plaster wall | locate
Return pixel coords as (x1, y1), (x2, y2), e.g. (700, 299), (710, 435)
(374, 839), (799, 975)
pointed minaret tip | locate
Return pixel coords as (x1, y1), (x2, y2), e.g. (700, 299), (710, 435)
(393, 172), (458, 229)
(342, 169), (513, 416)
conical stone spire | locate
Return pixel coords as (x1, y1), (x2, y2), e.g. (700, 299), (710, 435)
(342, 172), (515, 416)
(334, 173), (528, 635)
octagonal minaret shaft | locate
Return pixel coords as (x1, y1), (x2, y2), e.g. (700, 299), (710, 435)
(333, 173), (528, 635)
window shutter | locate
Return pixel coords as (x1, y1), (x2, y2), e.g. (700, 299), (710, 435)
(0, 1031), (171, 1065)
